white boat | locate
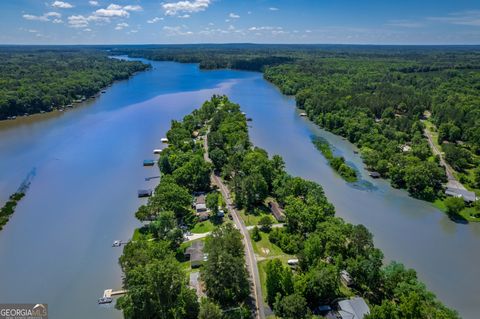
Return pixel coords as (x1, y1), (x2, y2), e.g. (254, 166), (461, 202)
(161, 138), (169, 143)
(153, 149), (162, 154)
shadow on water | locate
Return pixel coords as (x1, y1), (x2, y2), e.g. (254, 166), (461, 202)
(18, 167), (36, 193)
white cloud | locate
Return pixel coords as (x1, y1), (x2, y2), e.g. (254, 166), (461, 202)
(93, 4), (143, 18)
(248, 26), (282, 31)
(162, 0), (211, 16)
(124, 5), (143, 12)
(87, 15), (110, 24)
(115, 22), (129, 30)
(428, 10), (480, 26)
(23, 12), (61, 22)
(163, 25), (193, 35)
(89, 1), (99, 6)
(94, 4), (129, 17)
(147, 17), (163, 23)
(68, 15), (89, 28)
(51, 1), (74, 9)
(386, 20), (424, 28)
(269, 7), (279, 11)
(229, 13), (240, 19)
(52, 18), (64, 24)
(179, 14), (191, 19)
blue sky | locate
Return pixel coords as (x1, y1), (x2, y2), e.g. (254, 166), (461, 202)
(1, 0), (480, 44)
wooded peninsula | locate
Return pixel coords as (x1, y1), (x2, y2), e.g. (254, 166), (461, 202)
(117, 96), (458, 319)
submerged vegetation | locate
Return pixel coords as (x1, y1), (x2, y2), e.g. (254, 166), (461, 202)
(0, 48), (149, 120)
(312, 137), (358, 182)
(118, 95), (458, 318)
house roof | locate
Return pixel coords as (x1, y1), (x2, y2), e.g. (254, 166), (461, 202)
(338, 297), (370, 319)
(196, 203), (207, 211)
(269, 200), (286, 222)
(185, 241), (205, 262)
(196, 195), (206, 205)
(446, 187), (477, 203)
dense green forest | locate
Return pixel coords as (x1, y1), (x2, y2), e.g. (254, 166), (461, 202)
(116, 44), (480, 201)
(0, 48), (149, 119)
(118, 95), (457, 319)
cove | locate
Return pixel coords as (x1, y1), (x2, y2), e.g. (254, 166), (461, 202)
(0, 58), (478, 319)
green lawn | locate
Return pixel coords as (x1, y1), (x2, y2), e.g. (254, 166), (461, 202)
(252, 230), (294, 304)
(251, 231), (287, 258)
(239, 210), (274, 226)
(434, 199), (480, 222)
(191, 220), (215, 234)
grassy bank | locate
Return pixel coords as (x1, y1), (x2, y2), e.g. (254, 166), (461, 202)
(312, 137), (358, 183)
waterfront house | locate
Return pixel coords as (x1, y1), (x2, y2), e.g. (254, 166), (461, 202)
(337, 297), (370, 319)
(445, 187), (477, 203)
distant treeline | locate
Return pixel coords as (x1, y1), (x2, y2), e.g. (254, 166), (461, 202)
(0, 48), (149, 119)
(116, 44), (480, 200)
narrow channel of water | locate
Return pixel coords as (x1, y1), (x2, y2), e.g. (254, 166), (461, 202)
(0, 59), (478, 318)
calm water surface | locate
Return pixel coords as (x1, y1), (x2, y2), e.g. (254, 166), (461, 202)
(0, 59), (479, 318)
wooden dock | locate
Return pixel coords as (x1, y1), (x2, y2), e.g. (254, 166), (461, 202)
(103, 289), (127, 298)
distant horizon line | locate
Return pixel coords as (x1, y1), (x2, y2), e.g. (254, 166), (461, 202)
(0, 42), (479, 47)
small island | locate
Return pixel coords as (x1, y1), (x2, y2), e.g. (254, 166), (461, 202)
(312, 137), (358, 182)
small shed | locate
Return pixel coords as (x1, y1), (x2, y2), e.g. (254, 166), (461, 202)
(268, 200), (286, 222)
(337, 297), (370, 319)
(185, 241), (205, 268)
(340, 270), (353, 287)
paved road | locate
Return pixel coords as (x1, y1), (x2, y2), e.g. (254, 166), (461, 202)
(203, 132), (265, 319)
(423, 123), (466, 190)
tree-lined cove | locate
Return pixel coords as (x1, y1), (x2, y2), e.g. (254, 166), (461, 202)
(0, 53), (480, 318)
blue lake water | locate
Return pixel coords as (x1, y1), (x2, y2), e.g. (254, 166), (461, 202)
(0, 58), (479, 318)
